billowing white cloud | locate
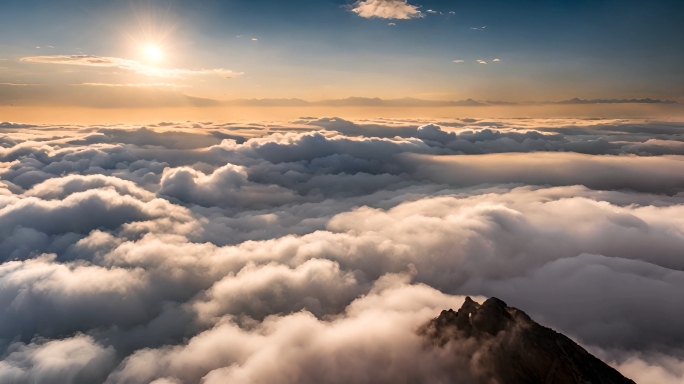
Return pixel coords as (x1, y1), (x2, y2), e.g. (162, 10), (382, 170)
(610, 354), (684, 384)
(351, 0), (423, 20)
(158, 163), (301, 209)
(0, 335), (116, 384)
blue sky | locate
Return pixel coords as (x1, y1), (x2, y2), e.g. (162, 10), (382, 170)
(0, 0), (683, 103)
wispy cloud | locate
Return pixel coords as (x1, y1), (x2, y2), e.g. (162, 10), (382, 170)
(453, 60), (464, 63)
(351, 0), (423, 20)
(252, 38), (258, 41)
(388, 22), (396, 26)
(470, 26), (487, 30)
(21, 55), (242, 79)
(426, 9), (436, 14)
(0, 82), (39, 86)
(493, 58), (501, 62)
(477, 60), (487, 64)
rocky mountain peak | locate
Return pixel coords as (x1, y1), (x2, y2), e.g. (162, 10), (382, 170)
(421, 297), (636, 384)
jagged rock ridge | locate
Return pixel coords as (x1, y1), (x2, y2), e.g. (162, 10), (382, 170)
(422, 297), (636, 384)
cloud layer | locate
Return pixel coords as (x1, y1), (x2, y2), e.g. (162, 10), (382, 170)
(1, 117), (684, 383)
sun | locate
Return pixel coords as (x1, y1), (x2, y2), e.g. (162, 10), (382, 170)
(144, 44), (164, 63)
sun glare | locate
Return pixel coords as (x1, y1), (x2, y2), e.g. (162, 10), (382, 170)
(144, 44), (163, 63)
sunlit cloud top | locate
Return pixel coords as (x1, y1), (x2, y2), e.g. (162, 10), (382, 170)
(351, 0), (423, 20)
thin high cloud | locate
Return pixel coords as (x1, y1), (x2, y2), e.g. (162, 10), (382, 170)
(20, 55), (242, 78)
(0, 83), (37, 86)
(351, 0), (423, 20)
(1, 118), (684, 383)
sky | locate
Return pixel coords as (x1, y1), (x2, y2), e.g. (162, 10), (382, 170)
(1, 0), (684, 107)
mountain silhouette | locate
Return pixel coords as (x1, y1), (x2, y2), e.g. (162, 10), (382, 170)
(421, 297), (636, 384)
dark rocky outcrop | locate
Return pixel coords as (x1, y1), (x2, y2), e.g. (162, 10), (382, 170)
(421, 297), (636, 384)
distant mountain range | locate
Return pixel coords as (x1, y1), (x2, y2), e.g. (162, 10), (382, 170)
(222, 97), (487, 107)
(556, 97), (678, 105)
(422, 297), (636, 384)
(222, 96), (678, 107)
(0, 83), (677, 108)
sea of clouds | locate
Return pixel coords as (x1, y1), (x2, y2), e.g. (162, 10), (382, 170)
(1, 116), (684, 383)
